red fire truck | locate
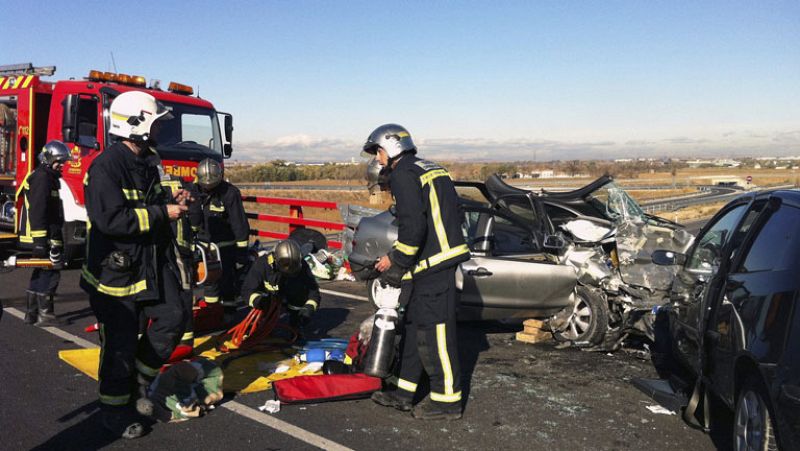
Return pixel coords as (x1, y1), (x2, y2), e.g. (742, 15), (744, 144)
(0, 63), (234, 265)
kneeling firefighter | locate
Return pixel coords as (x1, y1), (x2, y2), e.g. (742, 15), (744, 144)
(240, 240), (321, 330)
(363, 124), (470, 421)
(81, 91), (192, 439)
(18, 140), (70, 326)
(193, 158), (250, 309)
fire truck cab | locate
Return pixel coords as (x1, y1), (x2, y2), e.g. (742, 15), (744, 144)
(0, 63), (234, 264)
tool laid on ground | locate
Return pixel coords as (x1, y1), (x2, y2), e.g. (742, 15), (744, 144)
(217, 299), (297, 353)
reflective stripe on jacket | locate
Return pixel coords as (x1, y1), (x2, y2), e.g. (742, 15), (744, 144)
(80, 142), (170, 302)
(240, 253), (320, 311)
(17, 166), (64, 248)
(388, 156), (469, 280)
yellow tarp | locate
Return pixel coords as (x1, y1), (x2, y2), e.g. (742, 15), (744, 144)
(58, 335), (321, 394)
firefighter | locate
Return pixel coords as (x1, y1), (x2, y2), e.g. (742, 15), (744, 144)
(18, 140), (70, 326)
(363, 124), (470, 421)
(159, 174), (199, 355)
(240, 239), (320, 329)
(193, 158), (250, 309)
(81, 90), (192, 439)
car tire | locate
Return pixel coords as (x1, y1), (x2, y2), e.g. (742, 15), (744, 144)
(733, 377), (778, 451)
(553, 286), (609, 346)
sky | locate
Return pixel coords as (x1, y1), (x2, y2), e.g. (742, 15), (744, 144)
(6, 0), (799, 162)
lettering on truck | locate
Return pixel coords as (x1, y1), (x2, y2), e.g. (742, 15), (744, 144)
(164, 165), (198, 179)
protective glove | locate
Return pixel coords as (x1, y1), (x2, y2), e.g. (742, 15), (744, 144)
(380, 263), (405, 288)
(32, 240), (48, 259)
(235, 249), (250, 267)
(250, 294), (270, 311)
(49, 246), (64, 269)
(297, 305), (314, 326)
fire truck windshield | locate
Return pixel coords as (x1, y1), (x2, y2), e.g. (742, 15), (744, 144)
(151, 102), (223, 162)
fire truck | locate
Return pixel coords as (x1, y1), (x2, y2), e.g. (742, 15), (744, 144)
(0, 63), (234, 265)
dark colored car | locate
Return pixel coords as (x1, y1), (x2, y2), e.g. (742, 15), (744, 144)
(653, 189), (800, 450)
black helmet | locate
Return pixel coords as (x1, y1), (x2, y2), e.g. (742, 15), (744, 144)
(196, 158), (223, 191)
(39, 140), (70, 167)
(273, 240), (303, 276)
(362, 124), (416, 158)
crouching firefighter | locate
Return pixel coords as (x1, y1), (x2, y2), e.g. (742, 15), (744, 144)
(80, 91), (192, 439)
(193, 158), (250, 309)
(363, 124), (470, 421)
(240, 240), (321, 330)
(18, 140), (70, 326)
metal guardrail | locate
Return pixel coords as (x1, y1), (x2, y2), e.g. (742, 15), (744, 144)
(241, 195), (345, 249)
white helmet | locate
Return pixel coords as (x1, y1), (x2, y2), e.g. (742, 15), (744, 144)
(109, 91), (172, 143)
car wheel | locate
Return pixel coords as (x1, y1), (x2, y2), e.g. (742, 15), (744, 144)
(553, 286), (609, 345)
(734, 378), (778, 451)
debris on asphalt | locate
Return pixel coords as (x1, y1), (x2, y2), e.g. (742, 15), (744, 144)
(645, 404), (676, 415)
(258, 400), (281, 414)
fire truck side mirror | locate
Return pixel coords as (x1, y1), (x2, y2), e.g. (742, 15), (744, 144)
(61, 95), (79, 143)
(223, 114), (233, 143)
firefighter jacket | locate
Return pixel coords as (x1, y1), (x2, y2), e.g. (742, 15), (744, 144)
(160, 175), (198, 289)
(18, 165), (64, 253)
(388, 156), (469, 280)
(80, 142), (174, 302)
(240, 252), (320, 314)
(194, 181), (249, 252)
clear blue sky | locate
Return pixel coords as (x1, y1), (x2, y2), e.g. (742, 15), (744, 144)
(7, 0), (800, 161)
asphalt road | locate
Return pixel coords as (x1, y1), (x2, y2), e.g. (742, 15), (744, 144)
(0, 268), (721, 450)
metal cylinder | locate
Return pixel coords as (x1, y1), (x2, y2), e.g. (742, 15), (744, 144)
(363, 308), (399, 378)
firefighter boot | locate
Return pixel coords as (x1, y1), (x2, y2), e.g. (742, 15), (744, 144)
(100, 405), (146, 439)
(34, 293), (63, 327)
(371, 390), (413, 412)
(411, 397), (462, 421)
(24, 291), (38, 325)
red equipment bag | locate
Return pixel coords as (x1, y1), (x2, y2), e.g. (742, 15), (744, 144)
(273, 374), (381, 404)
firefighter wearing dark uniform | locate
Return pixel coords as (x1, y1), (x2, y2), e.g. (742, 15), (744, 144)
(80, 91), (191, 439)
(240, 240), (320, 328)
(364, 124), (469, 421)
(194, 158), (250, 308)
(159, 175), (199, 351)
(18, 140), (70, 326)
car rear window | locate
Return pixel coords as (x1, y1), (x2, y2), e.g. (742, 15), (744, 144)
(740, 205), (800, 273)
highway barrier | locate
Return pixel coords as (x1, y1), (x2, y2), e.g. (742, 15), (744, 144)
(242, 195), (345, 249)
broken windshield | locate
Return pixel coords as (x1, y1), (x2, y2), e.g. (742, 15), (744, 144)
(587, 181), (645, 221)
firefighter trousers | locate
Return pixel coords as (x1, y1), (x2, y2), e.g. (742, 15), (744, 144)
(28, 268), (60, 295)
(203, 245), (237, 306)
(90, 264), (187, 407)
(393, 267), (462, 405)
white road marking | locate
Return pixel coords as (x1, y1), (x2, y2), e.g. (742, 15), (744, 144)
(320, 289), (368, 303)
(3, 306), (354, 451)
(4, 307), (97, 349)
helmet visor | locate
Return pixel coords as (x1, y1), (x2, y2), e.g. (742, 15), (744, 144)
(155, 101), (175, 121)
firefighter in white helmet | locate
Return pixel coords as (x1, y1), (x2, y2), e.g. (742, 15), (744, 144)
(81, 90), (192, 439)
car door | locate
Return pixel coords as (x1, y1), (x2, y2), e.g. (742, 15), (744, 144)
(713, 200), (800, 404)
(459, 206), (576, 317)
(670, 200), (750, 372)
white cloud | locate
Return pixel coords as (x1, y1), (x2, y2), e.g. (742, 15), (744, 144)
(228, 128), (800, 163)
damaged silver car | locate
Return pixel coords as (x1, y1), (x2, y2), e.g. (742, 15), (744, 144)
(347, 174), (695, 350)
